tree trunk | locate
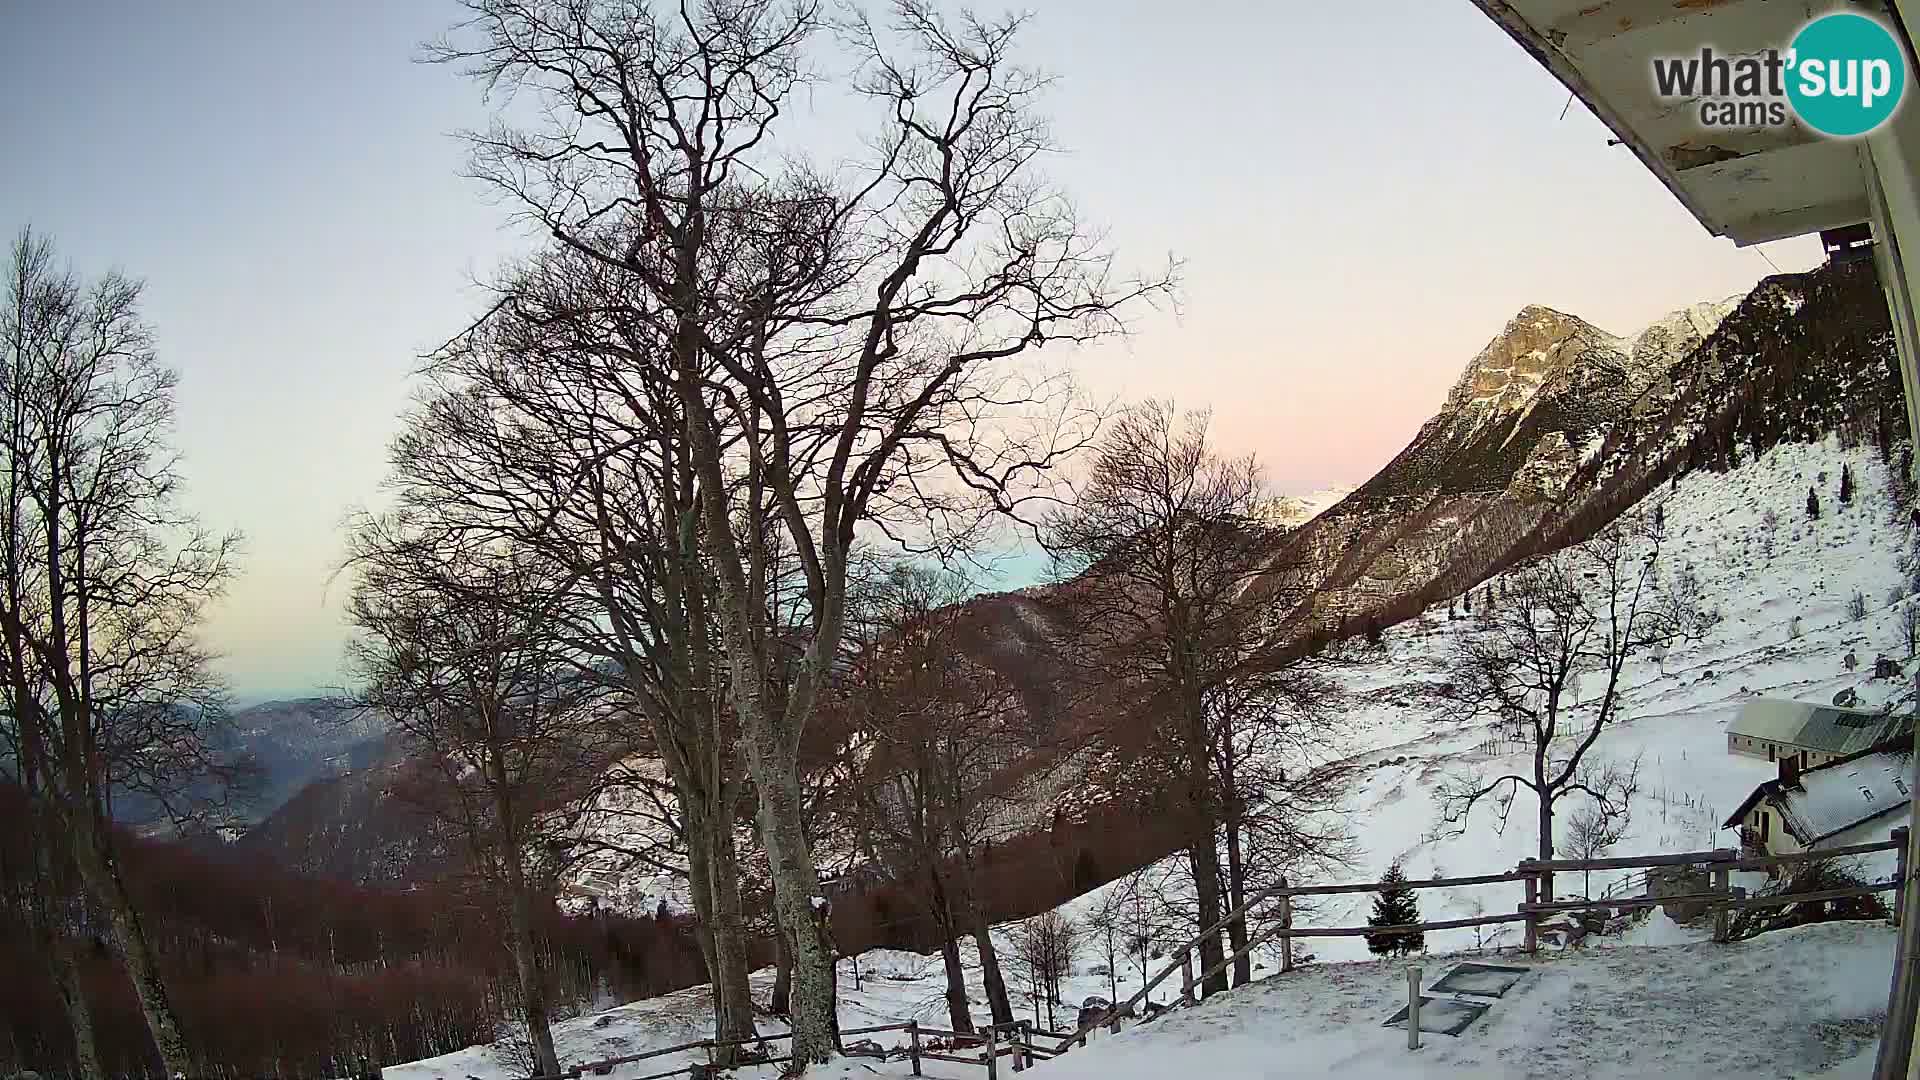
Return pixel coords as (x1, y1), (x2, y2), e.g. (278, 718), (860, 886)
(1224, 823), (1250, 987)
(490, 749), (561, 1080)
(24, 788), (102, 1080)
(684, 804), (758, 1065)
(506, 884), (562, 1080)
(943, 828), (1012, 1025)
(950, 858), (1012, 1024)
(69, 814), (190, 1078)
(927, 868), (973, 1034)
(1186, 836), (1229, 997)
(1175, 647), (1227, 997)
(1537, 795), (1557, 903)
(705, 815), (759, 1055)
(772, 931), (793, 1017)
(973, 921), (1013, 1026)
(51, 937), (102, 1080)
(744, 752), (836, 1065)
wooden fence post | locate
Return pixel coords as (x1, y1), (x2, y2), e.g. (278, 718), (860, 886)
(1896, 827), (1911, 928)
(1180, 949), (1195, 1006)
(907, 1020), (921, 1077)
(1278, 876), (1294, 974)
(1520, 859), (1539, 954)
(986, 1024), (999, 1080)
(1712, 862), (1732, 943)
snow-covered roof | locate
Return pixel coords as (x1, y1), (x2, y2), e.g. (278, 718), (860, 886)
(1726, 699), (1912, 757)
(1777, 747), (1914, 846)
(1725, 742), (1916, 847)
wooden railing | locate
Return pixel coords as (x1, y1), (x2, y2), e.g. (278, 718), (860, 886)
(523, 1018), (1068, 1080)
(525, 831), (1910, 1078)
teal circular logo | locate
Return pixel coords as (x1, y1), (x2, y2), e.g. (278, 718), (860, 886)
(1786, 12), (1907, 137)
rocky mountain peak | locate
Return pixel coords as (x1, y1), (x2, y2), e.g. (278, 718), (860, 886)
(1441, 305), (1620, 422)
(1626, 296), (1741, 378)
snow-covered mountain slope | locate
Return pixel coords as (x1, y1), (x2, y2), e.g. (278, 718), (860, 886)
(391, 436), (1915, 1080)
(1270, 485), (1357, 528)
(1361, 294), (1730, 501)
(1250, 259), (1894, 648)
(1106, 437), (1912, 964)
(554, 264), (1906, 927)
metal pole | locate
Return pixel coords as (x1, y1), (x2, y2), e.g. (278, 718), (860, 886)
(1896, 827), (1911, 929)
(1872, 732), (1920, 1080)
(1406, 964), (1423, 1051)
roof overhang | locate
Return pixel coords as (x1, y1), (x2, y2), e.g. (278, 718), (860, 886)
(1471, 0), (1884, 245)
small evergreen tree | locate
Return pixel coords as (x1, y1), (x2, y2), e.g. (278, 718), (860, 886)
(1365, 861), (1425, 958)
(1365, 617), (1383, 646)
(1072, 848), (1101, 893)
(1462, 590), (1471, 615)
(1807, 485), (1821, 521)
(1483, 586), (1494, 614)
(1840, 463), (1854, 505)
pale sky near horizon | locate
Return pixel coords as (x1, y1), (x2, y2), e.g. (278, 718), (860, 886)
(0, 1), (1824, 701)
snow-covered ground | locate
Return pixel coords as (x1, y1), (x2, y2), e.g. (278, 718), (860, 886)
(1026, 921), (1894, 1080)
(390, 921), (1896, 1080)
(394, 437), (1916, 1078)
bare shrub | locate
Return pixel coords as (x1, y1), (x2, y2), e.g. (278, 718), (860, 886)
(1010, 911), (1081, 1027)
(1727, 860), (1888, 942)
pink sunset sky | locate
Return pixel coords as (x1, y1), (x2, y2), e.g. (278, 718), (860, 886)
(0, 1), (1821, 697)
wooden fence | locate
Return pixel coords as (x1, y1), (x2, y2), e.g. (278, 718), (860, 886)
(522, 1018), (1074, 1080)
(526, 831), (1909, 1079)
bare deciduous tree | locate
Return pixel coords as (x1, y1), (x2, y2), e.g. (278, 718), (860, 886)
(393, 240), (765, 1059)
(1564, 790), (1634, 899)
(1206, 670), (1353, 985)
(345, 531), (607, 1080)
(426, 1), (1170, 1063)
(835, 562), (1033, 1030)
(0, 227), (240, 1079)
(1046, 402), (1340, 996)
(1009, 910), (1079, 1029)
(1438, 512), (1673, 901)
